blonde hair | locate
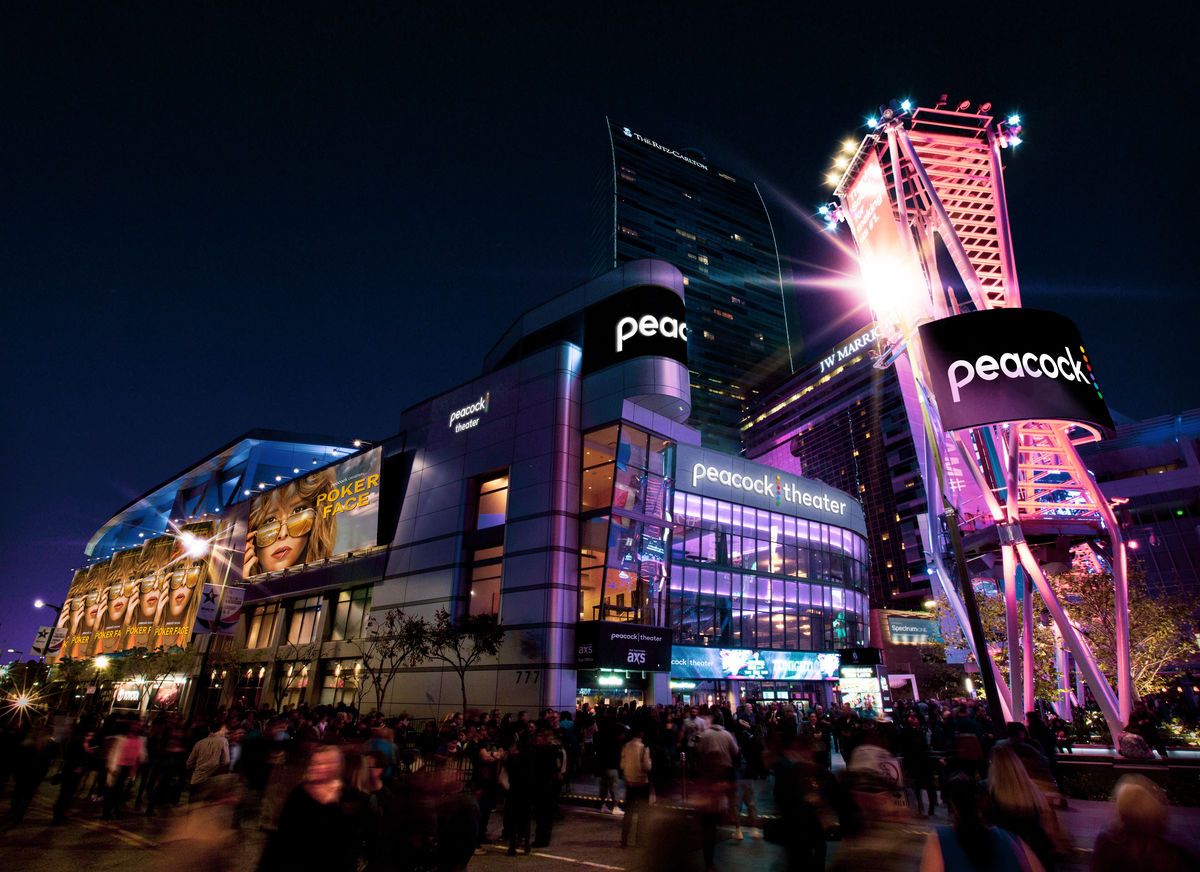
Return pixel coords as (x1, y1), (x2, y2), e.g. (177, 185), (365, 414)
(249, 468), (338, 566)
(988, 743), (1048, 819)
(1113, 775), (1168, 836)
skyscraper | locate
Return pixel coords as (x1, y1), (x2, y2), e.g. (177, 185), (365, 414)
(742, 324), (935, 609)
(591, 120), (795, 452)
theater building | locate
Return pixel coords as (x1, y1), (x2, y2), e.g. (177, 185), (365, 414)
(52, 260), (869, 719)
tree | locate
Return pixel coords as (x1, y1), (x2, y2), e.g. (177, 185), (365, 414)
(45, 657), (94, 715)
(351, 608), (429, 714)
(269, 642), (320, 711)
(937, 566), (1198, 705)
(426, 609), (506, 717)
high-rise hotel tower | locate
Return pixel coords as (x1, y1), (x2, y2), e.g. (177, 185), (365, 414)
(590, 120), (795, 452)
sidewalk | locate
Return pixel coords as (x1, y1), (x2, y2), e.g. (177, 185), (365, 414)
(559, 754), (1200, 871)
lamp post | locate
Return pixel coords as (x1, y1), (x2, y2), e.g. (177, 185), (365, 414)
(34, 599), (63, 618)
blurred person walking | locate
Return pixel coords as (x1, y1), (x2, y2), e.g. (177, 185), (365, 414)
(257, 745), (358, 872)
(1090, 775), (1197, 872)
(618, 724), (652, 848)
(186, 721), (231, 802)
(986, 744), (1067, 872)
(920, 774), (1044, 872)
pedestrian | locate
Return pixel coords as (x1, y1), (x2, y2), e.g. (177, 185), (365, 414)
(186, 721), (231, 801)
(986, 744), (1067, 872)
(1091, 775), (1197, 872)
(103, 720), (146, 819)
(530, 727), (564, 848)
(695, 711), (738, 871)
(919, 774), (1044, 872)
(503, 733), (534, 855)
(52, 727), (96, 824)
(257, 745), (357, 872)
(619, 725), (652, 848)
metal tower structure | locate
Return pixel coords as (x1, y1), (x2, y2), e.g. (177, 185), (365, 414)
(828, 101), (1132, 741)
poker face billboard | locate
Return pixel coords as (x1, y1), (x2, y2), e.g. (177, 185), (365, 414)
(242, 447), (381, 579)
(918, 308), (1114, 434)
(55, 521), (217, 659)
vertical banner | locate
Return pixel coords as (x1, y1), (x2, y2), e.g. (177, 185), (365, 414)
(192, 583), (223, 635)
(31, 626), (52, 658)
(216, 588), (245, 636)
(841, 150), (929, 332)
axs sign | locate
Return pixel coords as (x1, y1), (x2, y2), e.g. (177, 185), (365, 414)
(582, 285), (688, 375)
(918, 308), (1115, 435)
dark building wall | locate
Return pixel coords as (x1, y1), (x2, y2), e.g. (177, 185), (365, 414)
(1079, 410), (1200, 597)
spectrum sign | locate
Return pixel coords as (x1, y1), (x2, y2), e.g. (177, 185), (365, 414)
(918, 309), (1114, 434)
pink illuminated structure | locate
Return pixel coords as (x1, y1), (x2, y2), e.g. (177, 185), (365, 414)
(828, 101), (1132, 742)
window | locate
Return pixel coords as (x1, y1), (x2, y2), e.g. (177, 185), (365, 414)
(286, 596), (322, 645)
(330, 586), (372, 641)
(476, 473), (509, 529)
(245, 603), (280, 649)
(319, 659), (362, 707)
(469, 545), (503, 616)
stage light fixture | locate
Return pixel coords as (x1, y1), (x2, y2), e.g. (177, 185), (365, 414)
(900, 99), (911, 111)
(956, 99), (971, 111)
(935, 94), (948, 109)
(978, 102), (992, 113)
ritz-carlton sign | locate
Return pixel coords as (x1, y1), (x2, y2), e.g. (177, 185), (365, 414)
(675, 444), (866, 535)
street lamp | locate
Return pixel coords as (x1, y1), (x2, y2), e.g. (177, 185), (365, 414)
(34, 599), (63, 617)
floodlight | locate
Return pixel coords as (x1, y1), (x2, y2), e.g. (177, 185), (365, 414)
(956, 100), (971, 111)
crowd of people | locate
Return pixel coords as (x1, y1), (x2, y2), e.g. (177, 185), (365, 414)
(0, 694), (1196, 872)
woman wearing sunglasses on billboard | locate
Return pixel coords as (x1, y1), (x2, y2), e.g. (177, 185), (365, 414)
(243, 469), (337, 578)
(96, 566), (140, 656)
(123, 563), (168, 650)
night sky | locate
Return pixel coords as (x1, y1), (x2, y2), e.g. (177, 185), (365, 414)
(3, 5), (1196, 656)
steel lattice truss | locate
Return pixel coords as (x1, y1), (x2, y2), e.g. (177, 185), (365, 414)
(832, 103), (1132, 742)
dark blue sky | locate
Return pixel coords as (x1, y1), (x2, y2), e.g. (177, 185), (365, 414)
(2, 4), (1196, 655)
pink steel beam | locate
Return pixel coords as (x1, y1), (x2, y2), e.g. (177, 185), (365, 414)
(835, 105), (1131, 741)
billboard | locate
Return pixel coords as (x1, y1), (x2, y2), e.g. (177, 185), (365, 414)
(887, 616), (941, 645)
(842, 151), (929, 334)
(55, 522), (218, 659)
(242, 447), (381, 579)
(670, 645), (840, 681)
(575, 621), (673, 672)
(918, 309), (1114, 434)
(582, 285), (688, 375)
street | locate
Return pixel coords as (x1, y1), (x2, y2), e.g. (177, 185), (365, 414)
(5, 778), (1200, 872)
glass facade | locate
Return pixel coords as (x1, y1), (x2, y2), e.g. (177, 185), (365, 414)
(580, 422), (869, 653)
(743, 327), (934, 608)
(579, 424), (673, 625)
(669, 491), (869, 650)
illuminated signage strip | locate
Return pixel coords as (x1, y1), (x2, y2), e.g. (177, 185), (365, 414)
(675, 444), (865, 534)
(621, 126), (708, 171)
(670, 644), (841, 681)
(818, 326), (879, 374)
(449, 392), (491, 433)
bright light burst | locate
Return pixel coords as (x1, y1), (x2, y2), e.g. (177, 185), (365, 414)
(3, 684), (46, 725)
